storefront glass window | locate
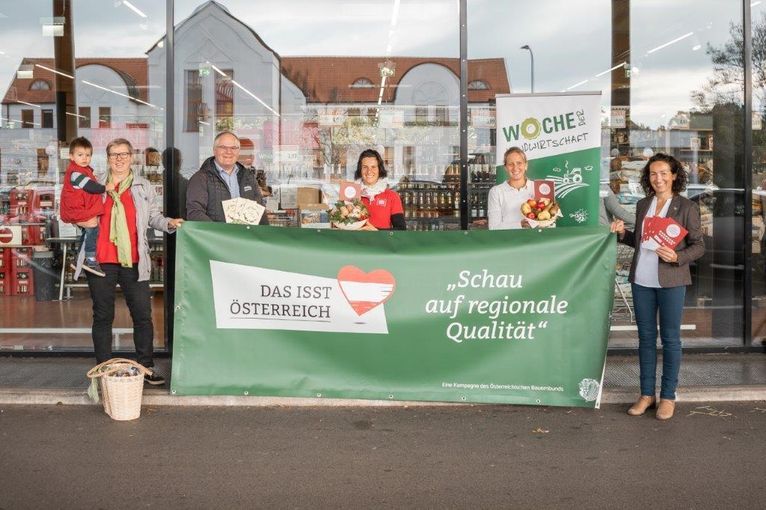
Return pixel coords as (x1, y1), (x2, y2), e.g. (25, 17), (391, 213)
(0, 0), (759, 353)
(468, 0), (745, 347)
(0, 1), (167, 352)
(752, 3), (766, 347)
(173, 0), (460, 230)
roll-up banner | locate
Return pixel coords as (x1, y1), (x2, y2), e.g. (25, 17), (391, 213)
(495, 92), (602, 226)
(172, 223), (615, 408)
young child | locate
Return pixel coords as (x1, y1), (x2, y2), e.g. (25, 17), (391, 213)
(60, 137), (115, 277)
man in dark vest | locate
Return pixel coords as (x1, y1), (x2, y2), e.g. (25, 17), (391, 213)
(186, 131), (269, 223)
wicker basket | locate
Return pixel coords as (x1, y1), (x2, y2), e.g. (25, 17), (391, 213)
(87, 358), (151, 421)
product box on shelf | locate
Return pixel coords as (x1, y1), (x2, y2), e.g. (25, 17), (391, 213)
(297, 187), (322, 208)
(0, 246), (11, 268)
(9, 188), (31, 219)
(0, 247), (9, 295)
(10, 267), (34, 296)
(299, 204), (331, 229)
(29, 188), (55, 219)
(11, 247), (32, 268)
(266, 209), (299, 227)
(279, 186), (323, 210)
(21, 225), (44, 246)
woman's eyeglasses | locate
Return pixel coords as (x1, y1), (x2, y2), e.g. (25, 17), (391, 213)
(108, 152), (132, 160)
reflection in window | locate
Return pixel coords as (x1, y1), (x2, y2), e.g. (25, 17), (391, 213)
(384, 146), (394, 169)
(185, 69), (203, 132)
(215, 69), (234, 132)
(415, 106), (427, 124)
(351, 78), (374, 88)
(36, 148), (48, 176)
(404, 146), (416, 172)
(21, 109), (34, 128)
(435, 106), (449, 126)
(29, 79), (51, 91)
(78, 106), (91, 129)
(41, 109), (53, 129)
(467, 80), (489, 90)
(98, 106), (111, 128)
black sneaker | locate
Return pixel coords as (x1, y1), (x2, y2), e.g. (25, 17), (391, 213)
(82, 258), (106, 277)
(144, 369), (166, 386)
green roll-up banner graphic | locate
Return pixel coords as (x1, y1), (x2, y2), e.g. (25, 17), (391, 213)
(495, 92), (602, 226)
(172, 223), (616, 408)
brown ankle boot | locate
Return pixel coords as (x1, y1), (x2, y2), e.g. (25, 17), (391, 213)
(627, 396), (656, 416)
(656, 399), (675, 420)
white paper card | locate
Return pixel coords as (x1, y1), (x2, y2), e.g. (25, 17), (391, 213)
(222, 197), (266, 225)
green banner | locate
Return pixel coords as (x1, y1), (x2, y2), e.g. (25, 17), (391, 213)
(172, 222), (616, 408)
(495, 92), (602, 227)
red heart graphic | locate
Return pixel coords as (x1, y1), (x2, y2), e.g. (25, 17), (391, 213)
(337, 265), (396, 316)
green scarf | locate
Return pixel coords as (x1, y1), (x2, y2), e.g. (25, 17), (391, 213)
(107, 172), (134, 267)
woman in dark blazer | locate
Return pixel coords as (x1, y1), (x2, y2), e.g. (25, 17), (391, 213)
(610, 153), (704, 420)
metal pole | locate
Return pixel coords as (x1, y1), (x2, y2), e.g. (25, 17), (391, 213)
(743, 0), (753, 346)
(164, 0), (176, 353)
(521, 45), (534, 93)
(459, 0), (468, 229)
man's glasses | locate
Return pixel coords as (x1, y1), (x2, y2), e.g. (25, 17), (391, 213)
(215, 145), (240, 152)
(108, 152), (131, 160)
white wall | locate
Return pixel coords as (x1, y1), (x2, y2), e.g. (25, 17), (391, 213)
(149, 1), (296, 178)
(395, 63), (460, 121)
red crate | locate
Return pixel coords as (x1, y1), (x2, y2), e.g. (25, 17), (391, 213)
(10, 268), (33, 296)
(21, 225), (44, 246)
(29, 189), (55, 218)
(0, 269), (8, 296)
(9, 246), (35, 296)
(11, 247), (32, 268)
(9, 188), (31, 219)
(0, 247), (9, 269)
(10, 248), (32, 272)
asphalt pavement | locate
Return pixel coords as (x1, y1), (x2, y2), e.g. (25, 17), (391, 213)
(1, 402), (764, 509)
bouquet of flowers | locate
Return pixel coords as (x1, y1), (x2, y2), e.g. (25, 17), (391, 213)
(329, 199), (370, 230)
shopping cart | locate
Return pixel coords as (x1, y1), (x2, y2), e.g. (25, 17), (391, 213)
(612, 243), (634, 323)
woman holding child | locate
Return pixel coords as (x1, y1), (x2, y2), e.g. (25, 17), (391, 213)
(84, 138), (184, 385)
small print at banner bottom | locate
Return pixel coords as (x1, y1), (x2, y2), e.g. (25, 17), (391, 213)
(172, 222), (616, 408)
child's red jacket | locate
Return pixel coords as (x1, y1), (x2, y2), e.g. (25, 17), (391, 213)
(60, 162), (104, 223)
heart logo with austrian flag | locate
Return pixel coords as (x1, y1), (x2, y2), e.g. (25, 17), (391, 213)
(337, 265), (396, 316)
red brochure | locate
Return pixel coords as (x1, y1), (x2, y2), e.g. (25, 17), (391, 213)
(534, 180), (555, 201)
(640, 216), (658, 242)
(643, 216), (688, 250)
(339, 181), (362, 201)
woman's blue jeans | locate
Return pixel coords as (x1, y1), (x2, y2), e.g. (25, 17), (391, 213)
(631, 283), (686, 400)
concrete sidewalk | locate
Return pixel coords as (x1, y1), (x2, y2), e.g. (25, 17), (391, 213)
(0, 352), (764, 406)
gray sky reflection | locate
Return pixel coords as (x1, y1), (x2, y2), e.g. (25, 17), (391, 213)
(0, 0), (754, 129)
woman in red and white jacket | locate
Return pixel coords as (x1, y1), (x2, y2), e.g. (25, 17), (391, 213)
(355, 149), (406, 230)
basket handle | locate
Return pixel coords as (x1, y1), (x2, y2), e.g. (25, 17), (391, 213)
(87, 358), (152, 379)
